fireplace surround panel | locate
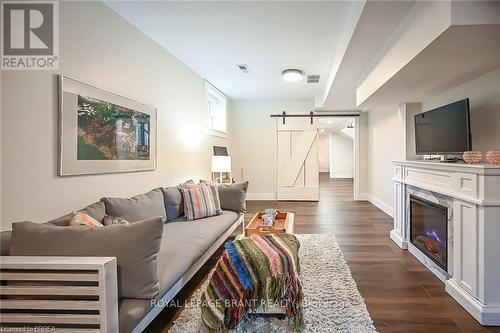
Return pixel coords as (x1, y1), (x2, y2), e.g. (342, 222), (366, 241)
(391, 160), (500, 325)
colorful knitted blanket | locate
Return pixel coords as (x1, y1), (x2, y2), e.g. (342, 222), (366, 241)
(201, 233), (303, 332)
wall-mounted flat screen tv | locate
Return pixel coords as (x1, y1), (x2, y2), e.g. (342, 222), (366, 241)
(414, 98), (471, 155)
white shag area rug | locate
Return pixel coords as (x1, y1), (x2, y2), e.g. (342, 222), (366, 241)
(169, 234), (377, 333)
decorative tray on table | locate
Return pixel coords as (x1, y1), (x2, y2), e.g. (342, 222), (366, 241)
(244, 211), (294, 237)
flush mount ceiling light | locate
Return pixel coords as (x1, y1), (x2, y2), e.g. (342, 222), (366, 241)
(282, 69), (303, 82)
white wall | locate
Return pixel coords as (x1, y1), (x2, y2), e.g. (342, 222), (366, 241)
(358, 113), (370, 197)
(0, 1), (230, 230)
(421, 68), (500, 152)
(318, 133), (330, 173)
(230, 99), (314, 200)
(330, 132), (353, 178)
(366, 107), (405, 216)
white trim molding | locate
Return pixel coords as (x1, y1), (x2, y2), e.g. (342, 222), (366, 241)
(330, 174), (354, 179)
(353, 193), (395, 218)
(204, 80), (229, 138)
(246, 193), (276, 201)
(355, 193), (369, 201)
(366, 194), (394, 218)
(446, 279), (500, 326)
(390, 229), (408, 249)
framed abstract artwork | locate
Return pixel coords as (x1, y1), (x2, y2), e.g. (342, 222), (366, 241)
(59, 75), (157, 176)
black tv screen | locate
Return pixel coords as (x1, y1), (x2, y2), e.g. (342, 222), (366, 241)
(415, 98), (471, 155)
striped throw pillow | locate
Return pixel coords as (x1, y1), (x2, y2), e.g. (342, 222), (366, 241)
(69, 212), (103, 227)
(179, 183), (222, 221)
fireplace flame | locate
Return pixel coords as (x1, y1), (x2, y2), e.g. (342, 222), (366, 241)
(426, 229), (442, 244)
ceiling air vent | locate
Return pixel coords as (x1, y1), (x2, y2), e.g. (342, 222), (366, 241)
(307, 75), (320, 83)
(236, 64), (249, 73)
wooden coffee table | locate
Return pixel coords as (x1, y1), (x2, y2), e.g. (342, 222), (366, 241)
(244, 211), (294, 237)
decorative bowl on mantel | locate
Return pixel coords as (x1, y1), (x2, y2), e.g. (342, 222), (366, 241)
(485, 151), (500, 165)
(463, 151), (482, 164)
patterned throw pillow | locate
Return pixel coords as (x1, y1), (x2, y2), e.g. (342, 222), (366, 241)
(102, 215), (130, 226)
(179, 183), (222, 221)
(69, 212), (103, 227)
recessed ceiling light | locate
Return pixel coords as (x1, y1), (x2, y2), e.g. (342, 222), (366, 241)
(327, 120), (332, 124)
(282, 69), (303, 82)
(320, 129), (325, 133)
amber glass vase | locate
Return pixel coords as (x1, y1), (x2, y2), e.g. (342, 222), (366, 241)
(485, 151), (500, 165)
(463, 151), (482, 164)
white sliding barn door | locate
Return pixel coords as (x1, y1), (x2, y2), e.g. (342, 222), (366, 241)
(276, 117), (319, 201)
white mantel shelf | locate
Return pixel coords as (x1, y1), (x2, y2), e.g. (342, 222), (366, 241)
(393, 160), (500, 175)
(392, 160), (500, 206)
(391, 160), (500, 326)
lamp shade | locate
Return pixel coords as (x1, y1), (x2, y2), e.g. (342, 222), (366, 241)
(211, 156), (231, 172)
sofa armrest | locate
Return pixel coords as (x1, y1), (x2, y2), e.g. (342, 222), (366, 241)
(0, 256), (119, 332)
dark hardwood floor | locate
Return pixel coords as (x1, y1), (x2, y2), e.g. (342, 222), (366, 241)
(150, 173), (500, 333)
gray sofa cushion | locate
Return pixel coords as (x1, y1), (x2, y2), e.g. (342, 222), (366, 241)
(0, 202), (107, 254)
(101, 188), (166, 222)
(157, 210), (239, 295)
(47, 201), (107, 226)
(9, 217), (164, 299)
(200, 181), (249, 213)
(0, 231), (11, 256)
(218, 181), (249, 213)
(47, 213), (73, 226)
(161, 187), (184, 220)
(119, 298), (153, 333)
(80, 201), (106, 222)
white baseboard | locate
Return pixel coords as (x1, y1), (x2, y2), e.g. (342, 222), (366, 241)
(446, 279), (500, 325)
(330, 174), (353, 179)
(390, 229), (408, 249)
(366, 194), (394, 218)
(246, 193), (275, 201)
(355, 193), (369, 201)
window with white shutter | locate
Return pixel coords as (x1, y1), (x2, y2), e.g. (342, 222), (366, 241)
(205, 81), (228, 137)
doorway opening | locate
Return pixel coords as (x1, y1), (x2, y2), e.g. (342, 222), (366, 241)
(318, 117), (358, 200)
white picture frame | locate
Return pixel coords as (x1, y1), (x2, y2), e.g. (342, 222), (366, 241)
(59, 75), (157, 176)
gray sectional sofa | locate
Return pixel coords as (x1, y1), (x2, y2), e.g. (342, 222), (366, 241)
(0, 183), (247, 332)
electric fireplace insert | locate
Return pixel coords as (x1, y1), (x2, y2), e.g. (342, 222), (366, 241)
(410, 195), (448, 271)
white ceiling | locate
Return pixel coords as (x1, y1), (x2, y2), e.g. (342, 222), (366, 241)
(106, 1), (497, 110)
(318, 117), (352, 132)
(106, 1), (356, 100)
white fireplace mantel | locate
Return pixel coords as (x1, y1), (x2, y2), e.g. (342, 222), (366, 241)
(391, 160), (500, 326)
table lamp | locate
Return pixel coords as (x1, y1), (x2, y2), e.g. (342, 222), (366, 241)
(211, 156), (231, 183)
